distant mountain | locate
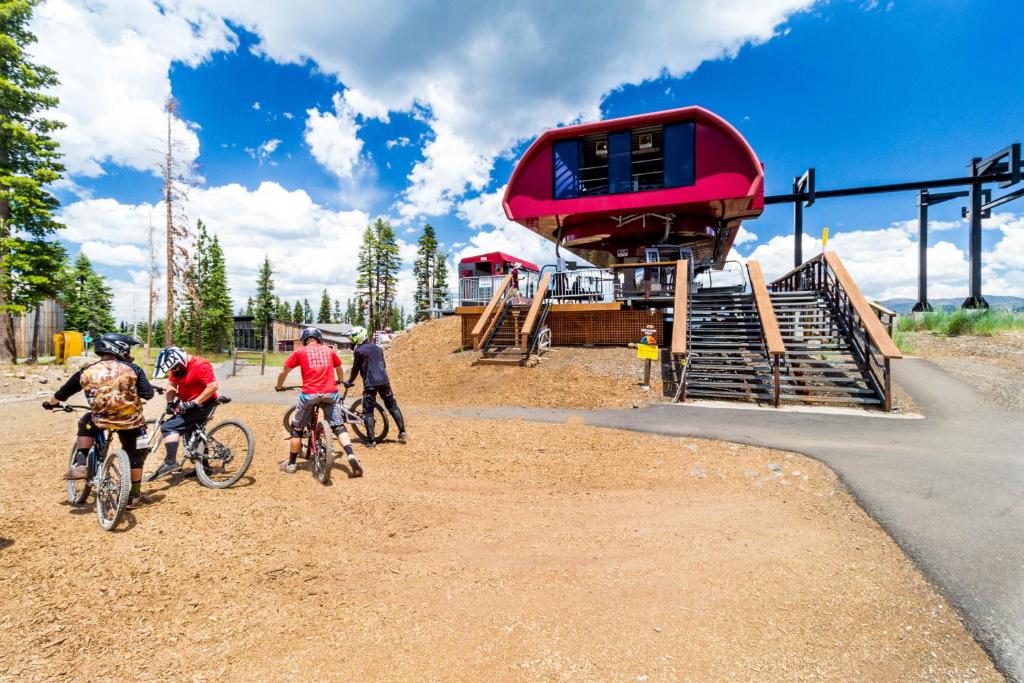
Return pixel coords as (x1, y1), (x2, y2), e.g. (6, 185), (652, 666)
(877, 296), (1024, 314)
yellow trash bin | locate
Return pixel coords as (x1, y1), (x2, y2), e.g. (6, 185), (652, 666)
(62, 331), (85, 361)
(53, 333), (65, 364)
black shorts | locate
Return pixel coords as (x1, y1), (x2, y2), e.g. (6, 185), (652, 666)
(160, 403), (215, 437)
(77, 412), (150, 469)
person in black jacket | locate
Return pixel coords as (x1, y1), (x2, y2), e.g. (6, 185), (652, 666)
(43, 333), (156, 507)
(344, 326), (406, 447)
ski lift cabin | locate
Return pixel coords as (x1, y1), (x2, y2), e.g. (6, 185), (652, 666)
(458, 252), (540, 306)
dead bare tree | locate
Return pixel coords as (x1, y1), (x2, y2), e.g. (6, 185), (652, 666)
(144, 211), (160, 369)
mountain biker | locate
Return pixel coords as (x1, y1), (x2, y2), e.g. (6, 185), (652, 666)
(43, 333), (155, 507)
(149, 346), (219, 480)
(275, 327), (363, 477)
(344, 325), (407, 448)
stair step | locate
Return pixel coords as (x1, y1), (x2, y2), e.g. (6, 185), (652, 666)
(778, 393), (881, 405)
(778, 383), (875, 394)
(686, 388), (775, 400)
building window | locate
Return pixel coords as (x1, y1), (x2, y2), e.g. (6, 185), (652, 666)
(579, 134), (608, 196)
(553, 139), (580, 199)
(664, 122), (695, 188)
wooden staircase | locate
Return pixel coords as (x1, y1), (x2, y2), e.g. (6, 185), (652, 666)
(472, 272), (552, 366)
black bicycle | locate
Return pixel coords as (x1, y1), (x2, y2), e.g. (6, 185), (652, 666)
(54, 405), (132, 531)
(145, 397), (254, 489)
(281, 384), (389, 446)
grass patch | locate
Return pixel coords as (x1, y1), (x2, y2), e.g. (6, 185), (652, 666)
(892, 328), (916, 354)
(896, 309), (1024, 337)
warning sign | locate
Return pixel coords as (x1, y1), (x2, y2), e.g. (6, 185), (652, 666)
(636, 343), (659, 360)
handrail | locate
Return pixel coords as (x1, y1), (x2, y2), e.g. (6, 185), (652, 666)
(671, 259), (688, 356)
(868, 300), (897, 338)
(520, 272), (552, 350)
(471, 273), (514, 350)
(747, 261), (786, 357)
(823, 252), (902, 360)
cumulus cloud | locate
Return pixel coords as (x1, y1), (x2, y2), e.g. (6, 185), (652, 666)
(31, 0), (235, 176)
(304, 92), (364, 181)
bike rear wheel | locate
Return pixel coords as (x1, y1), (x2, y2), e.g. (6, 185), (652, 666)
(312, 419), (335, 484)
(65, 443), (91, 505)
(95, 449), (131, 531)
(194, 420), (255, 489)
(349, 399), (389, 443)
(282, 407), (295, 432)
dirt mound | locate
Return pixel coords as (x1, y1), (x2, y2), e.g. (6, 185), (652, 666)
(386, 317), (663, 409)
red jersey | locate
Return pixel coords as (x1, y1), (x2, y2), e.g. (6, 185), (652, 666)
(169, 356), (218, 402)
(285, 343), (342, 394)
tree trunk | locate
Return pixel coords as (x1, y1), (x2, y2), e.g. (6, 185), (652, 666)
(0, 211), (17, 364)
(30, 302), (41, 362)
(164, 102), (174, 346)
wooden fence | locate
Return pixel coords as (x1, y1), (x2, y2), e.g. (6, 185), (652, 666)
(12, 300), (64, 357)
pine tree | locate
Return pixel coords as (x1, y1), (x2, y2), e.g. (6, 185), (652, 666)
(0, 0), (66, 363)
(200, 233), (233, 352)
(332, 298), (341, 324)
(355, 225), (377, 328)
(413, 224), (438, 322)
(355, 218), (400, 332)
(292, 300), (303, 324)
(63, 254), (115, 334)
(245, 297), (254, 316)
(318, 289), (331, 323)
(434, 247), (450, 308)
(302, 298), (313, 324)
(275, 296), (289, 321)
(253, 256), (275, 351)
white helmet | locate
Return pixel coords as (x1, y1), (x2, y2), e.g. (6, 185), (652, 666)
(154, 346), (188, 378)
(349, 326), (368, 345)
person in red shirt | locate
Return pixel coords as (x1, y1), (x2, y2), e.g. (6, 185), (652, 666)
(275, 327), (362, 477)
(148, 346), (220, 480)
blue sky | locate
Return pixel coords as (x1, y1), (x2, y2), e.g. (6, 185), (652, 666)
(33, 0), (1024, 319)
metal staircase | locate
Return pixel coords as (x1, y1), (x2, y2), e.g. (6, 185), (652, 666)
(683, 290), (775, 402)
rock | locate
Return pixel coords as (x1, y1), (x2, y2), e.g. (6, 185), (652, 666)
(766, 463), (782, 473)
(64, 356), (92, 372)
(744, 470), (759, 478)
(791, 470), (802, 477)
(688, 466), (706, 479)
(14, 372), (26, 380)
(36, 376), (48, 384)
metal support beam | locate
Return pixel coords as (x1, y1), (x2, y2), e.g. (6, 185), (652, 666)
(792, 169), (814, 268)
(765, 169), (1022, 205)
(963, 158), (989, 309)
(913, 189), (968, 313)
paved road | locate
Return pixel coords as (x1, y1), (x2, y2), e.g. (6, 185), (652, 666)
(442, 358), (1024, 681)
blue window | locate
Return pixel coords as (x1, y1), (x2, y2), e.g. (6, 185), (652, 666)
(552, 140), (580, 199)
(663, 122), (695, 188)
(608, 131), (631, 194)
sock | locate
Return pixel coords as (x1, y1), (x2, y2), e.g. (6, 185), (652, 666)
(130, 481), (141, 497)
(343, 444), (354, 457)
(74, 448), (90, 467)
(164, 441), (179, 466)
(288, 451), (299, 466)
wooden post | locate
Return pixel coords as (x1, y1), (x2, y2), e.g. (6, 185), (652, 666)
(642, 359), (651, 388)
(260, 350), (267, 376)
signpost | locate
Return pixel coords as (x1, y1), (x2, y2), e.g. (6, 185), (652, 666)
(637, 326), (659, 387)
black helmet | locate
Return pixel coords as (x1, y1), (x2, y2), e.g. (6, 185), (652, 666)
(301, 327), (323, 344)
(94, 333), (141, 361)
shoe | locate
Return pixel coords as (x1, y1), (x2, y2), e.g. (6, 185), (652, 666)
(279, 460), (297, 474)
(347, 456), (363, 478)
(63, 465), (88, 480)
(398, 431), (408, 444)
(364, 441), (376, 449)
(146, 461), (180, 482)
(127, 493), (155, 509)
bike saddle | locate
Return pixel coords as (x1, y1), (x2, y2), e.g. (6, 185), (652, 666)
(216, 396), (232, 404)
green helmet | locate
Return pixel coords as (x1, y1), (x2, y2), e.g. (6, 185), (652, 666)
(349, 325), (368, 345)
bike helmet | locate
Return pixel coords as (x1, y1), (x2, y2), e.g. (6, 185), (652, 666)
(94, 333), (141, 361)
(300, 327), (323, 344)
(154, 346), (188, 378)
(349, 325), (368, 345)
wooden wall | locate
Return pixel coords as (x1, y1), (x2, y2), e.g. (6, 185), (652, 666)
(12, 299), (64, 357)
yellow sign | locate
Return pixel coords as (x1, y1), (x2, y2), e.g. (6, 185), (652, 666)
(822, 227), (829, 248)
(637, 343), (659, 360)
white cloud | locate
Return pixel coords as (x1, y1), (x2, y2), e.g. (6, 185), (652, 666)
(32, 0), (236, 176)
(252, 101), (261, 110)
(252, 138), (282, 164)
(341, 88), (390, 122)
(197, 0), (815, 218)
(386, 136), (411, 150)
(282, 111), (295, 120)
(81, 241), (148, 267)
(456, 185), (507, 230)
(733, 225), (758, 246)
(304, 92), (364, 181)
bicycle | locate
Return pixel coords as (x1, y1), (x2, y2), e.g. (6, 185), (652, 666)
(52, 405), (132, 531)
(145, 396), (255, 489)
(280, 385), (387, 484)
(281, 383), (389, 446)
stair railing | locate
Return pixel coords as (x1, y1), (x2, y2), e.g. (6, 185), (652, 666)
(471, 273), (514, 351)
(520, 272), (552, 353)
(747, 260), (786, 407)
(770, 252), (902, 410)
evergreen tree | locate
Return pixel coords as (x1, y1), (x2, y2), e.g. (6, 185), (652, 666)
(200, 233), (233, 352)
(332, 297), (341, 323)
(355, 225), (377, 327)
(434, 248), (450, 308)
(275, 296), (289, 321)
(344, 297), (355, 325)
(291, 299), (303, 324)
(0, 0), (67, 363)
(245, 297), (254, 316)
(317, 289), (331, 323)
(413, 224), (438, 322)
(63, 254), (115, 334)
(302, 298), (313, 324)
(355, 218), (400, 332)
(253, 256), (275, 350)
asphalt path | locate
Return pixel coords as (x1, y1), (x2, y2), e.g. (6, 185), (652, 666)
(440, 358), (1024, 681)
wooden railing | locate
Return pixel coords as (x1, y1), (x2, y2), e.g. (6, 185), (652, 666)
(747, 260), (785, 406)
(868, 300), (897, 338)
(519, 272), (552, 351)
(671, 259), (688, 356)
(471, 273), (514, 351)
(771, 251), (902, 410)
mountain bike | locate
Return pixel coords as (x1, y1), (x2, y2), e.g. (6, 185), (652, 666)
(281, 383), (389, 446)
(145, 397), (254, 489)
(52, 405), (132, 531)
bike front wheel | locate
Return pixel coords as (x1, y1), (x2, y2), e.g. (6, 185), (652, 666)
(95, 449), (131, 531)
(312, 419), (335, 484)
(65, 443), (91, 505)
(195, 420), (255, 489)
(349, 399), (389, 443)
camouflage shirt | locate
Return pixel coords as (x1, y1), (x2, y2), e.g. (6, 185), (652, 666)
(54, 359), (155, 430)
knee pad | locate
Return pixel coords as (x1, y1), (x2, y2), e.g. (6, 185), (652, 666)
(288, 424), (304, 438)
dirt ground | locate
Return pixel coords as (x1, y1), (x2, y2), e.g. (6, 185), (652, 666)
(387, 317), (663, 409)
(903, 331), (1024, 411)
(0, 397), (1000, 681)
